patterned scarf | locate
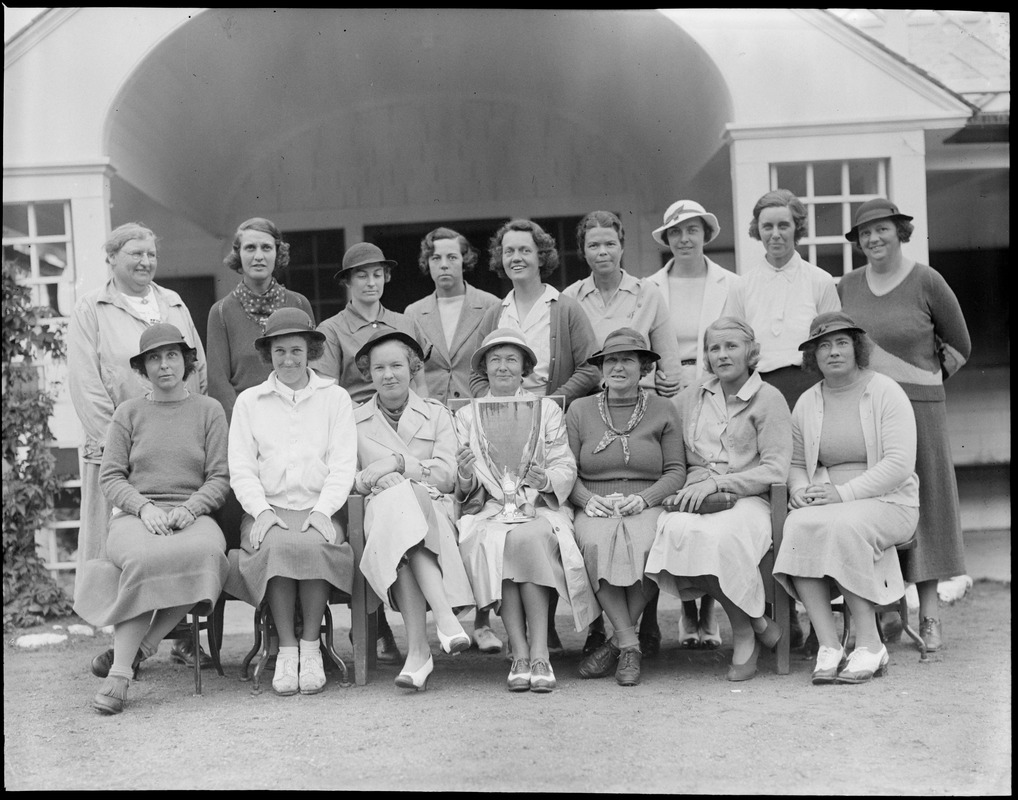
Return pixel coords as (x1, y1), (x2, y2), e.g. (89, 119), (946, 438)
(592, 387), (649, 465)
(233, 279), (288, 332)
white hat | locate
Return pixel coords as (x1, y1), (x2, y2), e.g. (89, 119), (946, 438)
(651, 200), (721, 246)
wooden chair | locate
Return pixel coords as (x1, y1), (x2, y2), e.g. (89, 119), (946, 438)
(761, 482), (792, 674)
(233, 494), (379, 689)
(163, 601), (225, 695)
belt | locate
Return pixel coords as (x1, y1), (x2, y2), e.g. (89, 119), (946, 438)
(680, 359), (697, 366)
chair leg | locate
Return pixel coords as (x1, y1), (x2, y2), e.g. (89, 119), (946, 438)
(206, 606), (225, 678)
(240, 605), (263, 681)
(774, 583), (791, 675)
(251, 602), (273, 692)
(191, 613), (202, 695)
(898, 596), (928, 661)
(841, 603), (852, 651)
(213, 594), (226, 652)
(321, 607), (351, 687)
(351, 579), (371, 687)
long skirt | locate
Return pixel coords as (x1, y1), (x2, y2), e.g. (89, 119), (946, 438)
(458, 503), (599, 631)
(775, 499), (919, 606)
(75, 506), (228, 628)
(905, 398), (966, 582)
(645, 496), (771, 617)
(360, 480), (474, 613)
(71, 461), (115, 621)
(224, 506), (354, 607)
(574, 506), (665, 589)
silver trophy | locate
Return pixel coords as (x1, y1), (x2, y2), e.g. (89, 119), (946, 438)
(470, 396), (543, 523)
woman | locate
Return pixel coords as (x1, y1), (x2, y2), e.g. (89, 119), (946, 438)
(838, 199), (971, 652)
(225, 308), (357, 696)
(645, 317), (792, 682)
(69, 221), (210, 670)
(404, 228), (504, 655)
(646, 198), (739, 652)
(455, 329), (599, 692)
(774, 312), (919, 684)
(567, 329), (685, 686)
(470, 218), (600, 408)
(353, 329), (475, 691)
(81, 324), (229, 714)
(207, 217), (314, 424)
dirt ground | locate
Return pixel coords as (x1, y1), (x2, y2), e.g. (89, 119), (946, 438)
(3, 580), (1011, 794)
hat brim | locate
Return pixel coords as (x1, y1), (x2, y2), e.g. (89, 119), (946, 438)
(845, 213), (914, 242)
(587, 346), (660, 367)
(354, 330), (425, 364)
(129, 341), (197, 372)
(254, 327), (327, 350)
(333, 259), (398, 281)
(652, 212), (721, 247)
(798, 325), (866, 351)
(470, 338), (538, 375)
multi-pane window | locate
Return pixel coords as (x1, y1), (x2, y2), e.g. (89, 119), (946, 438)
(281, 229), (347, 323)
(2, 201), (75, 320)
(770, 159), (888, 278)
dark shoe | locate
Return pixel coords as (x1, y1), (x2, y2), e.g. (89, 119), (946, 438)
(578, 639), (620, 679)
(638, 624), (662, 658)
(789, 613), (806, 650)
(91, 648), (143, 679)
(615, 646), (643, 686)
(170, 638), (212, 668)
(547, 626), (564, 656)
(726, 640), (760, 682)
(376, 629), (403, 665)
(582, 627), (608, 657)
(92, 676), (130, 715)
(919, 617), (942, 652)
(878, 611), (903, 644)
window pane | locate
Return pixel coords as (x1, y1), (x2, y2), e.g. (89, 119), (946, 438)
(3, 204), (30, 238)
(849, 160), (881, 196)
(850, 247), (868, 271)
(37, 242), (68, 279)
(813, 162), (842, 197)
(774, 164), (806, 197)
(814, 203), (845, 237)
(814, 244), (846, 278)
(35, 202), (66, 237)
(3, 243), (32, 276)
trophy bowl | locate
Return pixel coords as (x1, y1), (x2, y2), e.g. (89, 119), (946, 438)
(471, 396), (543, 523)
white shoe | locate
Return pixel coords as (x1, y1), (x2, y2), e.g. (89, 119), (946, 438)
(299, 648), (327, 695)
(836, 645), (888, 684)
(473, 626), (503, 654)
(811, 644), (846, 685)
(272, 653), (299, 696)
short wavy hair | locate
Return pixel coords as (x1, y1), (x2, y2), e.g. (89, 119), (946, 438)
(254, 332), (325, 365)
(576, 210), (625, 252)
(223, 217), (291, 274)
(702, 316), (762, 375)
(131, 343), (199, 381)
(355, 340), (424, 382)
(104, 222), (157, 262)
(748, 189), (809, 244)
(488, 219), (559, 279)
(800, 329), (873, 375)
(850, 218), (915, 253)
(417, 227), (479, 275)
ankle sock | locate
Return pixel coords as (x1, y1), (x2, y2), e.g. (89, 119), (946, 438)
(278, 645), (299, 659)
(108, 666), (133, 681)
(298, 639), (319, 655)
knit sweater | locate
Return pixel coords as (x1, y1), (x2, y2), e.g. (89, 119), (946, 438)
(206, 289), (314, 423)
(566, 392), (686, 508)
(99, 393), (229, 518)
(837, 263), (971, 402)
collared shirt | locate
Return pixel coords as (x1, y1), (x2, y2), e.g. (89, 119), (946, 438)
(689, 371), (766, 472)
(725, 252), (841, 372)
(497, 284), (558, 395)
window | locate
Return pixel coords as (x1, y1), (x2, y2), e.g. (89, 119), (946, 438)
(2, 201), (75, 320)
(770, 159), (887, 278)
(280, 229), (347, 323)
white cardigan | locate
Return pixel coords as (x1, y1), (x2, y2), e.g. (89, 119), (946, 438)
(790, 370), (919, 507)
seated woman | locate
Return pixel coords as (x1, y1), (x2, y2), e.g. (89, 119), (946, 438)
(225, 308), (357, 697)
(352, 329), (475, 691)
(774, 312), (919, 685)
(567, 329), (685, 686)
(455, 329), (599, 693)
(81, 323), (229, 715)
(645, 317), (792, 682)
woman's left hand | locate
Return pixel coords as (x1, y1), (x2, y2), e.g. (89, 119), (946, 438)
(371, 473), (405, 492)
(524, 464), (549, 492)
(302, 510), (338, 544)
(140, 502), (173, 536)
(617, 494), (648, 516)
(166, 506), (196, 530)
(671, 478), (718, 513)
(360, 456), (400, 488)
(654, 370), (681, 399)
(802, 482), (842, 506)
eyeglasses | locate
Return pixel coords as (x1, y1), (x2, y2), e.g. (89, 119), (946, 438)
(122, 249), (157, 262)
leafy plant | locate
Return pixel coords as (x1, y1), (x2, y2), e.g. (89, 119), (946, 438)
(2, 259), (73, 630)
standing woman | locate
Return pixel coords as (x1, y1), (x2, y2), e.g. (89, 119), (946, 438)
(456, 329), (599, 692)
(69, 222), (209, 669)
(353, 329), (475, 691)
(225, 309), (357, 696)
(82, 325), (229, 714)
(838, 199), (972, 651)
(645, 317), (792, 682)
(568, 329), (686, 686)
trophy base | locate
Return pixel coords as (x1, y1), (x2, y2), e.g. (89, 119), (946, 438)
(491, 509), (536, 524)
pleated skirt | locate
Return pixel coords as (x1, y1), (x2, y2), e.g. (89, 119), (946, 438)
(574, 506), (665, 588)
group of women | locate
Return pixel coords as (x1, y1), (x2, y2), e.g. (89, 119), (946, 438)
(68, 189), (970, 714)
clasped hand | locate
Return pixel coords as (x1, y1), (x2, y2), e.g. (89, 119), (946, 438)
(360, 455), (404, 492)
(140, 503), (195, 536)
(585, 494), (647, 517)
(789, 482), (842, 509)
(667, 477), (718, 513)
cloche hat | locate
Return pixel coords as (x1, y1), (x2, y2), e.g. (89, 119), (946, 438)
(470, 328), (538, 374)
(845, 198), (914, 243)
(798, 311), (867, 351)
(587, 328), (659, 367)
(355, 328), (426, 363)
(651, 199), (721, 246)
(253, 308), (325, 349)
(334, 242), (397, 280)
(129, 323), (195, 371)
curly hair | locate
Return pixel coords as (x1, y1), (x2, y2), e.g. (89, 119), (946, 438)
(255, 333), (325, 365)
(131, 344), (198, 380)
(748, 189), (808, 244)
(576, 210), (625, 252)
(355, 340), (424, 382)
(800, 329), (873, 375)
(104, 222), (157, 262)
(850, 218), (915, 253)
(417, 227), (478, 275)
(702, 316), (762, 375)
(223, 217), (291, 274)
(488, 219), (559, 278)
